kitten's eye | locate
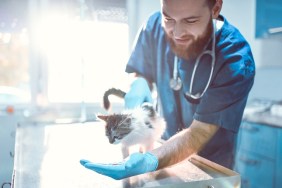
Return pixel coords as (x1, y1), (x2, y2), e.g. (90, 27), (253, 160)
(125, 118), (131, 124)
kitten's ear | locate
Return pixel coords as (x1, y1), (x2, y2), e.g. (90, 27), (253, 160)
(97, 115), (109, 122)
(141, 102), (155, 117)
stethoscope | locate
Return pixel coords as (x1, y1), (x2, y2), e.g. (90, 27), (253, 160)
(169, 20), (216, 100)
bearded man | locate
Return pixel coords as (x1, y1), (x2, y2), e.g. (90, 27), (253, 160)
(80, 0), (255, 180)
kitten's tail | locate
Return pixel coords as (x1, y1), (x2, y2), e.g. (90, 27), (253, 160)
(103, 88), (126, 110)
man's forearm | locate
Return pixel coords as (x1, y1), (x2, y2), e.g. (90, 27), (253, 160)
(151, 120), (219, 169)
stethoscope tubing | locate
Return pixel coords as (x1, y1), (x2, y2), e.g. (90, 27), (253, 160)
(173, 56), (178, 80)
(171, 20), (216, 100)
(188, 22), (216, 99)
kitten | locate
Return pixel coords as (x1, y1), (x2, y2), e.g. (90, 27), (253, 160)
(97, 102), (166, 158)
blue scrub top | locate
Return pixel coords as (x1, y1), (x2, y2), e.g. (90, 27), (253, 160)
(125, 12), (255, 168)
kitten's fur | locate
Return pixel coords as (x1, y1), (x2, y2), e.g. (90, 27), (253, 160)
(98, 102), (166, 158)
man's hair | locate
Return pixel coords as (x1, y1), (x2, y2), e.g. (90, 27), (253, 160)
(207, 0), (216, 9)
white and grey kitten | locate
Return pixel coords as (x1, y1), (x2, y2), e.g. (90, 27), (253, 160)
(98, 103), (166, 158)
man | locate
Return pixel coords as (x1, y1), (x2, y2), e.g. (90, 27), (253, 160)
(80, 0), (255, 180)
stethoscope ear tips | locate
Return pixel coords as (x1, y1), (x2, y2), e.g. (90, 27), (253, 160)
(170, 77), (182, 91)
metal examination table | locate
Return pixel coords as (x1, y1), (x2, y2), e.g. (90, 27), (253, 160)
(12, 121), (240, 188)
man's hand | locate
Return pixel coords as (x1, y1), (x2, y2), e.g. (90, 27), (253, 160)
(80, 152), (158, 180)
(124, 77), (153, 109)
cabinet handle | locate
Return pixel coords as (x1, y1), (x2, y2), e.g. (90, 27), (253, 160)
(268, 27), (282, 34)
(239, 156), (260, 166)
(10, 151), (14, 158)
(1, 182), (11, 188)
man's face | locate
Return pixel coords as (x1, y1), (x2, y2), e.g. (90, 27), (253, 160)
(161, 0), (214, 60)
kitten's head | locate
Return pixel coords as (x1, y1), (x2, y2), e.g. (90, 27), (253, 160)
(97, 103), (156, 144)
(97, 114), (133, 144)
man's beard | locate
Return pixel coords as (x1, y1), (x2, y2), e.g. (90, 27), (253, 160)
(166, 20), (213, 60)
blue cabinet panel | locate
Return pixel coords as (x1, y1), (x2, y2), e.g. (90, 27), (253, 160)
(256, 0), (282, 38)
(235, 120), (282, 188)
(274, 130), (282, 188)
(239, 122), (277, 159)
(236, 151), (275, 188)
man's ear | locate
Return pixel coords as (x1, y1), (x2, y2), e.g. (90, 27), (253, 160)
(212, 0), (223, 19)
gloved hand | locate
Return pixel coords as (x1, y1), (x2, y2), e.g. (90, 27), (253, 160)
(124, 77), (153, 109)
(80, 152), (158, 180)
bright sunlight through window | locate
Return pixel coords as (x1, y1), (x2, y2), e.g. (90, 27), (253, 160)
(35, 13), (130, 103)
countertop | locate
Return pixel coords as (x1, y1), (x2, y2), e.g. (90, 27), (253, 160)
(12, 121), (240, 188)
(244, 111), (282, 128)
(243, 100), (282, 128)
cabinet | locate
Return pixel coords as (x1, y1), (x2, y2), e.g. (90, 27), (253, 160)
(256, 0), (282, 38)
(0, 115), (20, 187)
(235, 121), (282, 188)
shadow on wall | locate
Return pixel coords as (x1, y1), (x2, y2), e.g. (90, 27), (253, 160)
(248, 67), (282, 102)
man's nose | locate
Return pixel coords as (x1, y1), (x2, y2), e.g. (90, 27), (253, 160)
(173, 22), (186, 38)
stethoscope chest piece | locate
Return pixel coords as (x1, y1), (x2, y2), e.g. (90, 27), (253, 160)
(170, 76), (182, 91)
(170, 56), (182, 91)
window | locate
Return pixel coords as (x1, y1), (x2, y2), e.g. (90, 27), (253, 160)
(35, 0), (130, 104)
(0, 0), (130, 110)
(0, 31), (31, 105)
(0, 0), (30, 106)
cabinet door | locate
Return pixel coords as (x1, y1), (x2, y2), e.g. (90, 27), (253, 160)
(236, 151), (275, 188)
(239, 122), (277, 159)
(0, 116), (18, 185)
(256, 0), (282, 38)
(275, 130), (282, 188)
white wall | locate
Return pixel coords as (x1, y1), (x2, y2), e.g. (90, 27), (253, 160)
(127, 0), (160, 51)
(221, 0), (282, 68)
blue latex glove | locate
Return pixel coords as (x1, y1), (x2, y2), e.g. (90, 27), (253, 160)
(80, 152), (158, 180)
(124, 77), (153, 109)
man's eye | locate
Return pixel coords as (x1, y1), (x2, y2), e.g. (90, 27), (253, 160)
(185, 20), (198, 24)
(164, 17), (174, 22)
